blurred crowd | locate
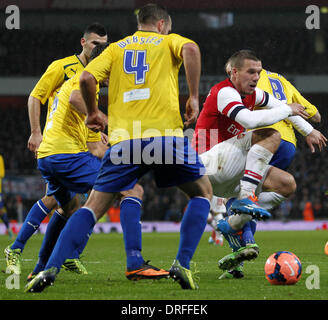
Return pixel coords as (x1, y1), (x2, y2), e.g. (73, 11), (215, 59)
(0, 27), (327, 76)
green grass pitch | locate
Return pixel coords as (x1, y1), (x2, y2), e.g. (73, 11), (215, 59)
(0, 230), (327, 300)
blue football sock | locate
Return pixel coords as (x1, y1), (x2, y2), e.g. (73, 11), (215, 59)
(242, 220), (257, 246)
(0, 212), (10, 229)
(120, 197), (144, 270)
(70, 225), (93, 259)
(217, 217), (237, 234)
(33, 210), (67, 274)
(176, 197), (210, 269)
(45, 207), (96, 272)
(11, 200), (50, 252)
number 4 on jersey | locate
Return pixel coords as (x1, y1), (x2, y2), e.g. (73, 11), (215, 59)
(124, 50), (149, 85)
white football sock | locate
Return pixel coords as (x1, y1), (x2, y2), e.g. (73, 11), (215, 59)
(240, 144), (273, 199)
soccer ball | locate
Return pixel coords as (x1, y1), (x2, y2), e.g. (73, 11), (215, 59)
(264, 251), (302, 285)
(324, 241), (328, 255)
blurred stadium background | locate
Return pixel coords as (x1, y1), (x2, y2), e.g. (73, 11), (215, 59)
(0, 0), (327, 229)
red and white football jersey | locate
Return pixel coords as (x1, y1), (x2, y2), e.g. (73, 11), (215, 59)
(192, 78), (268, 154)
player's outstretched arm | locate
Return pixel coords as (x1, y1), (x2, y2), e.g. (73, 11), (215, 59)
(181, 42), (201, 126)
(27, 96), (43, 155)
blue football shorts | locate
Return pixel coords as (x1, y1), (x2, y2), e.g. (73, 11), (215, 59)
(269, 139), (296, 171)
(93, 136), (205, 193)
(38, 152), (102, 207)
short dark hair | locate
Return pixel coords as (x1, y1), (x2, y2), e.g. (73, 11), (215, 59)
(225, 50), (260, 76)
(84, 22), (107, 37)
(137, 3), (169, 25)
(90, 42), (109, 61)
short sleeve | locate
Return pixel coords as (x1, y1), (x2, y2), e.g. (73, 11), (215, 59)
(84, 45), (113, 83)
(30, 60), (64, 104)
(167, 33), (197, 61)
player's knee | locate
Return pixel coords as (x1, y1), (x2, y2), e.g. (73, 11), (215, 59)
(41, 195), (58, 211)
(280, 173), (296, 197)
(120, 183), (144, 200)
(196, 176), (213, 200)
(61, 196), (80, 218)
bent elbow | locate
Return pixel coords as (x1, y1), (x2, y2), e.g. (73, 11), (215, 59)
(181, 42), (200, 59)
(79, 71), (95, 88)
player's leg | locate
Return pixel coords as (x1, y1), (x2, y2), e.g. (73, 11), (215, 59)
(231, 128), (280, 219)
(30, 195), (80, 278)
(120, 184), (169, 280)
(4, 194), (57, 275)
(25, 189), (118, 293)
(119, 185), (144, 275)
(25, 144), (141, 292)
(269, 139), (296, 171)
(239, 128), (280, 197)
(258, 166), (296, 210)
(158, 136), (212, 289)
(259, 139), (296, 209)
(7, 195), (56, 250)
(207, 196), (225, 246)
(217, 201), (259, 276)
(169, 175), (212, 289)
(27, 153), (101, 280)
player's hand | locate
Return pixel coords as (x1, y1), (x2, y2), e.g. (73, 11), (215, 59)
(86, 110), (107, 132)
(288, 103), (309, 119)
(27, 132), (42, 157)
(100, 132), (108, 145)
(184, 96), (199, 127)
(305, 129), (327, 153)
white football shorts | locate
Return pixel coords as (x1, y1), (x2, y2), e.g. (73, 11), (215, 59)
(200, 131), (270, 199)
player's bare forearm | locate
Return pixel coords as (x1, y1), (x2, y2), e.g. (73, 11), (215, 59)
(69, 90), (87, 115)
(27, 96), (43, 154)
(181, 43), (201, 125)
(80, 71), (98, 115)
(182, 42), (201, 99)
(27, 96), (42, 134)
